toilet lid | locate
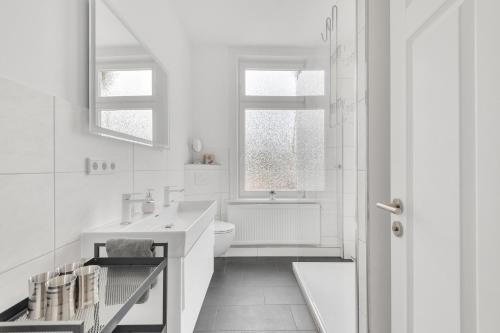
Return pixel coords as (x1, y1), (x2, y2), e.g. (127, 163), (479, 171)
(214, 221), (235, 234)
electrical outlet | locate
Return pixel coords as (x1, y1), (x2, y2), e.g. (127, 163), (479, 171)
(86, 158), (116, 175)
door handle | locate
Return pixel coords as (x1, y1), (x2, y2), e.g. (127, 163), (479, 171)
(376, 199), (403, 215)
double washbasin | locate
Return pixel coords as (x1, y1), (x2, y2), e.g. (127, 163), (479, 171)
(81, 200), (217, 258)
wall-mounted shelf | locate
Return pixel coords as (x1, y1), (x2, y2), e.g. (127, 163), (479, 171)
(0, 246), (168, 333)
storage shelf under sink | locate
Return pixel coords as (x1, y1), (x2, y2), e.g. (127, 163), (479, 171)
(0, 248), (168, 333)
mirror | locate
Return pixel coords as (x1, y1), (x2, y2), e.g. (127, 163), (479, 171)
(89, 0), (168, 147)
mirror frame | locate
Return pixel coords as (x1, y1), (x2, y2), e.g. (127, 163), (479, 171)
(88, 0), (170, 148)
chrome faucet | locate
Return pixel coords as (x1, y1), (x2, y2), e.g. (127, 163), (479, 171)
(121, 193), (147, 225)
(164, 186), (184, 207)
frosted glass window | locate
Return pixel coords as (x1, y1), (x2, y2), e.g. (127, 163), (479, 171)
(99, 70), (152, 97)
(245, 70), (324, 96)
(100, 109), (153, 141)
(244, 109), (325, 192)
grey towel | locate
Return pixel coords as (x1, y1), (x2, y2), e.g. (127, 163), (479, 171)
(105, 238), (156, 304)
(105, 238), (155, 257)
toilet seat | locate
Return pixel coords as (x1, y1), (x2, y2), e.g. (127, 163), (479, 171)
(214, 220), (235, 234)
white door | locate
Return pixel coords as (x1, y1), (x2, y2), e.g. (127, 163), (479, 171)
(387, 0), (476, 332)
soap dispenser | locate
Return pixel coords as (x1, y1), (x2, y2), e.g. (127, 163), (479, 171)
(142, 189), (155, 214)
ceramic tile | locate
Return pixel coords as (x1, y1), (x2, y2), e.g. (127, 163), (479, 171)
(295, 247), (341, 257)
(343, 241), (356, 259)
(257, 331), (316, 333)
(133, 170), (170, 205)
(290, 305), (317, 330)
(133, 144), (166, 171)
(263, 286), (305, 305)
(344, 193), (357, 217)
(344, 170), (356, 194)
(241, 269), (297, 287)
(0, 77), (53, 173)
(165, 170), (185, 188)
(209, 269), (245, 288)
(320, 237), (340, 247)
(321, 209), (338, 238)
(184, 193), (222, 219)
(0, 253), (54, 313)
(54, 97), (132, 173)
(214, 305), (296, 331)
(223, 247), (258, 257)
(256, 248), (298, 257)
(55, 172), (131, 247)
(343, 216), (357, 242)
(204, 286), (264, 306)
(324, 170), (338, 192)
(55, 241), (82, 267)
(219, 193), (229, 220)
(164, 146), (189, 171)
(343, 116), (357, 147)
(338, 78), (355, 105)
(0, 174), (54, 273)
(325, 147), (337, 170)
(325, 127), (337, 148)
(343, 147), (357, 170)
(194, 305), (218, 331)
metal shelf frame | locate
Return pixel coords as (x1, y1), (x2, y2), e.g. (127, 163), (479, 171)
(0, 243), (168, 333)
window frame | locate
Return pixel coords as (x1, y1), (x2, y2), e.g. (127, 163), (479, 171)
(91, 60), (165, 146)
(237, 60), (326, 198)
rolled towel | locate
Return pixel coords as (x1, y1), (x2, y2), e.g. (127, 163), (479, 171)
(105, 238), (156, 304)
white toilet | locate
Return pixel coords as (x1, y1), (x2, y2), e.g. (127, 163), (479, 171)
(214, 220), (235, 257)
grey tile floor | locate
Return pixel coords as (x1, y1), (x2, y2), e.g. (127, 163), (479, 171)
(194, 258), (319, 333)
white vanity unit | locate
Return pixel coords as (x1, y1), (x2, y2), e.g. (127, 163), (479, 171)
(81, 200), (217, 333)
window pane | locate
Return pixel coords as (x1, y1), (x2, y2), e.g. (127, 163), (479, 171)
(295, 110), (325, 191)
(100, 109), (152, 141)
(99, 69), (152, 96)
(244, 109), (325, 192)
(245, 70), (324, 96)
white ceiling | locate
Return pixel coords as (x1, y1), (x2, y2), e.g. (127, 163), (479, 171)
(171, 0), (336, 47)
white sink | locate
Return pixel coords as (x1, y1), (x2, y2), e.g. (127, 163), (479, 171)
(81, 200), (217, 257)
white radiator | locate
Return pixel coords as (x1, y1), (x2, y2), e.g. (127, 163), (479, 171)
(227, 203), (321, 245)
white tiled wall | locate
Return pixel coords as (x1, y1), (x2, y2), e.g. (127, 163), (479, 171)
(0, 77), (191, 312)
(184, 164), (229, 220)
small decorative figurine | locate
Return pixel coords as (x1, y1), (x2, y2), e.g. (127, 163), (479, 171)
(203, 154), (215, 165)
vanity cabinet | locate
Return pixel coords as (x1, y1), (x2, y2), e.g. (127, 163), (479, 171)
(80, 200), (217, 333)
(170, 224), (214, 333)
